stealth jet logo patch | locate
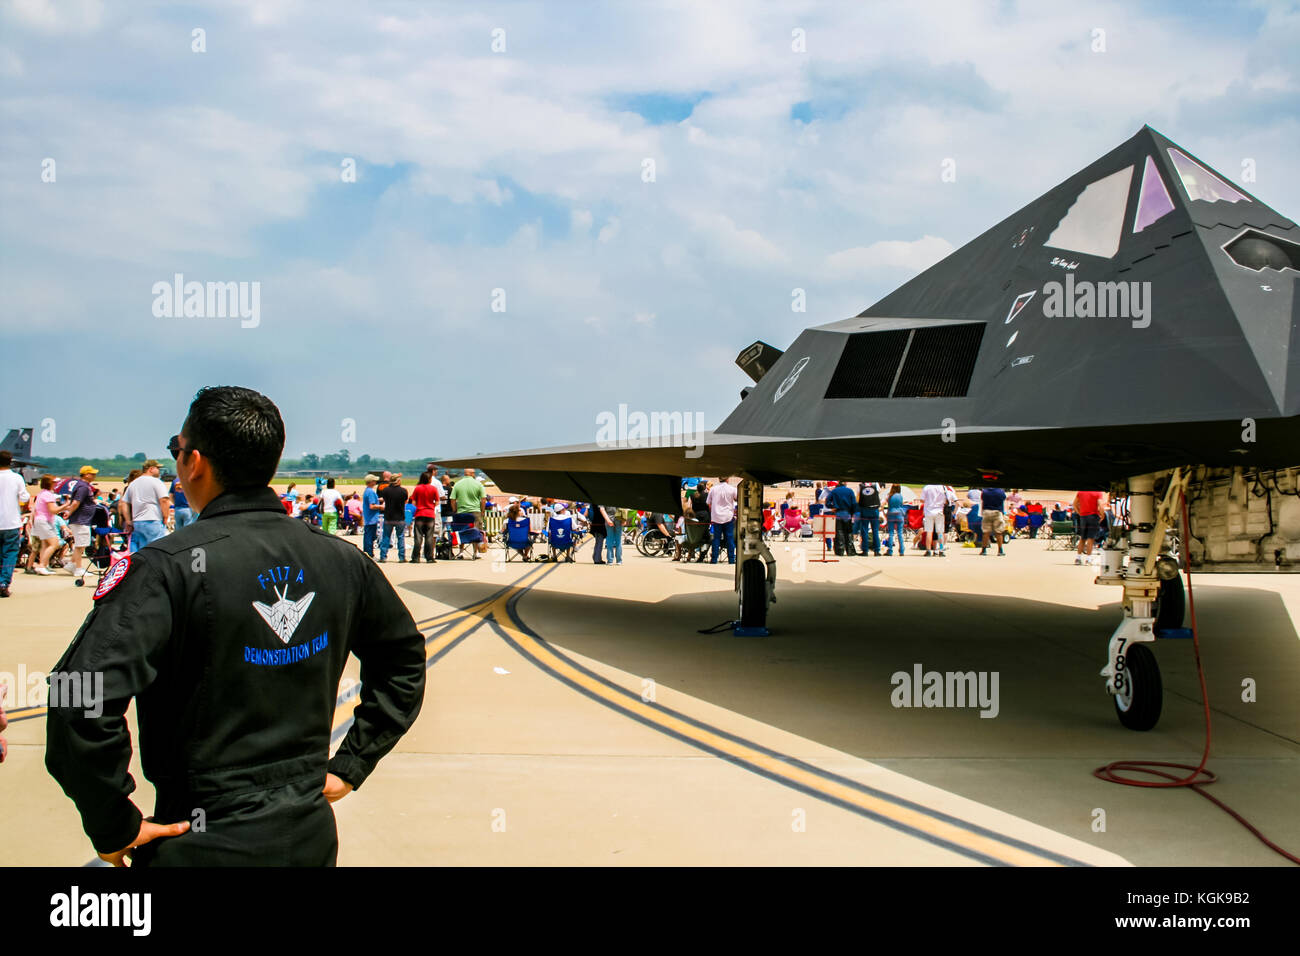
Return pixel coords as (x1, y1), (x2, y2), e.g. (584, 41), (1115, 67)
(252, 584), (316, 644)
(773, 356), (810, 403)
(1005, 291), (1036, 324)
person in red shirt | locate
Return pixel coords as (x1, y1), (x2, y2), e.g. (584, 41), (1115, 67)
(1072, 489), (1108, 564)
(410, 471), (442, 564)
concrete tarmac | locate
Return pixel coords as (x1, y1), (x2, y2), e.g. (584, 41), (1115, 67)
(3, 532), (1297, 866)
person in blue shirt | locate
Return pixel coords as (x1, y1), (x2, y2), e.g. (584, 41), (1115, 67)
(361, 475), (383, 557)
(884, 484), (907, 556)
(828, 480), (858, 556)
(170, 477), (195, 529)
(855, 482), (882, 556)
(979, 487), (1008, 556)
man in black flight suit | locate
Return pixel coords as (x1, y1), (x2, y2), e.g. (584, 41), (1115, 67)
(45, 386), (427, 866)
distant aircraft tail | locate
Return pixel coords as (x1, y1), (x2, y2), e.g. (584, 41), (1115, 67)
(1, 428), (34, 459)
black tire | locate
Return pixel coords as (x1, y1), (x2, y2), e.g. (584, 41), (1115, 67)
(1114, 642), (1162, 731)
(1154, 573), (1185, 631)
(738, 558), (767, 629)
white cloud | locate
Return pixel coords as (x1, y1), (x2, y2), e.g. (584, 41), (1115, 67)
(597, 217), (620, 242)
(681, 209), (787, 267)
(5, 0), (102, 34)
(824, 236), (955, 277)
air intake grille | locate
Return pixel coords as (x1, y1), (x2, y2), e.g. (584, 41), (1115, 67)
(893, 324), (985, 397)
(823, 329), (910, 399)
(825, 323), (984, 399)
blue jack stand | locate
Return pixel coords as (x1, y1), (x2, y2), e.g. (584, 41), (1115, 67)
(733, 625), (770, 637)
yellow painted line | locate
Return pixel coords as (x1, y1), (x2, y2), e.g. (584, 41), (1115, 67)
(331, 562), (553, 734)
(488, 579), (1069, 868)
(411, 558), (557, 627)
(5, 705), (47, 721)
(416, 598), (494, 629)
(331, 608), (489, 735)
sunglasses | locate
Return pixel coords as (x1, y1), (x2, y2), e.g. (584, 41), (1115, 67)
(167, 434), (197, 459)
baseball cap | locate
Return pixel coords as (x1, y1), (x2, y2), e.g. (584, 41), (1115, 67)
(79, 465), (99, 476)
(143, 459), (160, 469)
(509, 496), (518, 503)
(364, 474), (378, 483)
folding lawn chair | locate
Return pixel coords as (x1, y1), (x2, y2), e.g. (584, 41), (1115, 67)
(546, 515), (576, 562)
(502, 517), (533, 562)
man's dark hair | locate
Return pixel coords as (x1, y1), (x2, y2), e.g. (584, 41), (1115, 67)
(327, 477), (335, 489)
(181, 386), (284, 490)
(0, 450), (11, 467)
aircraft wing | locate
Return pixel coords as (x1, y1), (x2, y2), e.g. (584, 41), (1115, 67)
(437, 413), (1300, 511)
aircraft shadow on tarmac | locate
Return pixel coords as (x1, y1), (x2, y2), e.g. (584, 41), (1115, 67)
(402, 572), (1300, 865)
(404, 574), (1299, 764)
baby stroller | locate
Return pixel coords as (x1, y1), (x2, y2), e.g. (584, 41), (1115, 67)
(86, 504), (129, 580)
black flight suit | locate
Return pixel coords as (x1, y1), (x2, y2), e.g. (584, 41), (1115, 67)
(45, 487), (426, 865)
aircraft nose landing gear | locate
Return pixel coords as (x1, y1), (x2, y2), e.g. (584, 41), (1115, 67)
(734, 477), (776, 636)
(1098, 469), (1188, 731)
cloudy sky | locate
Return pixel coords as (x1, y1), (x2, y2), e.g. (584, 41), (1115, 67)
(3, 0), (1297, 460)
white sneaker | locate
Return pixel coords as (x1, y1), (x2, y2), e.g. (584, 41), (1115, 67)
(35, 566), (53, 575)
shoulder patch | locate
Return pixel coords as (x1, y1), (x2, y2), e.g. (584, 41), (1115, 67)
(93, 555), (132, 600)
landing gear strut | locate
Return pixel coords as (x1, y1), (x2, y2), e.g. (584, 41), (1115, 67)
(1097, 469), (1188, 731)
(734, 477), (775, 636)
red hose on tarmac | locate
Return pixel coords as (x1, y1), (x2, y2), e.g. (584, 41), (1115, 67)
(1093, 491), (1298, 864)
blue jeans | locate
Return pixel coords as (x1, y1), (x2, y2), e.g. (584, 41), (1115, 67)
(605, 526), (623, 563)
(711, 519), (736, 563)
(0, 527), (21, 589)
(380, 521), (406, 560)
(131, 519), (167, 553)
(857, 513), (880, 553)
(363, 522), (380, 556)
(173, 508), (196, 529)
(885, 518), (905, 554)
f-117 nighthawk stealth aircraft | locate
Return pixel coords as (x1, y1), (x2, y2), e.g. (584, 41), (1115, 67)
(442, 127), (1300, 730)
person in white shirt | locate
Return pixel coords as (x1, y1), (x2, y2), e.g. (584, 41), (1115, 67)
(319, 478), (345, 535)
(706, 477), (739, 564)
(122, 459), (172, 553)
(0, 450), (32, 597)
(921, 483), (957, 556)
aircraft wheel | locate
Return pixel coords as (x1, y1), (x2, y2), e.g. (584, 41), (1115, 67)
(1154, 573), (1185, 631)
(1114, 642), (1162, 731)
(738, 558), (767, 629)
